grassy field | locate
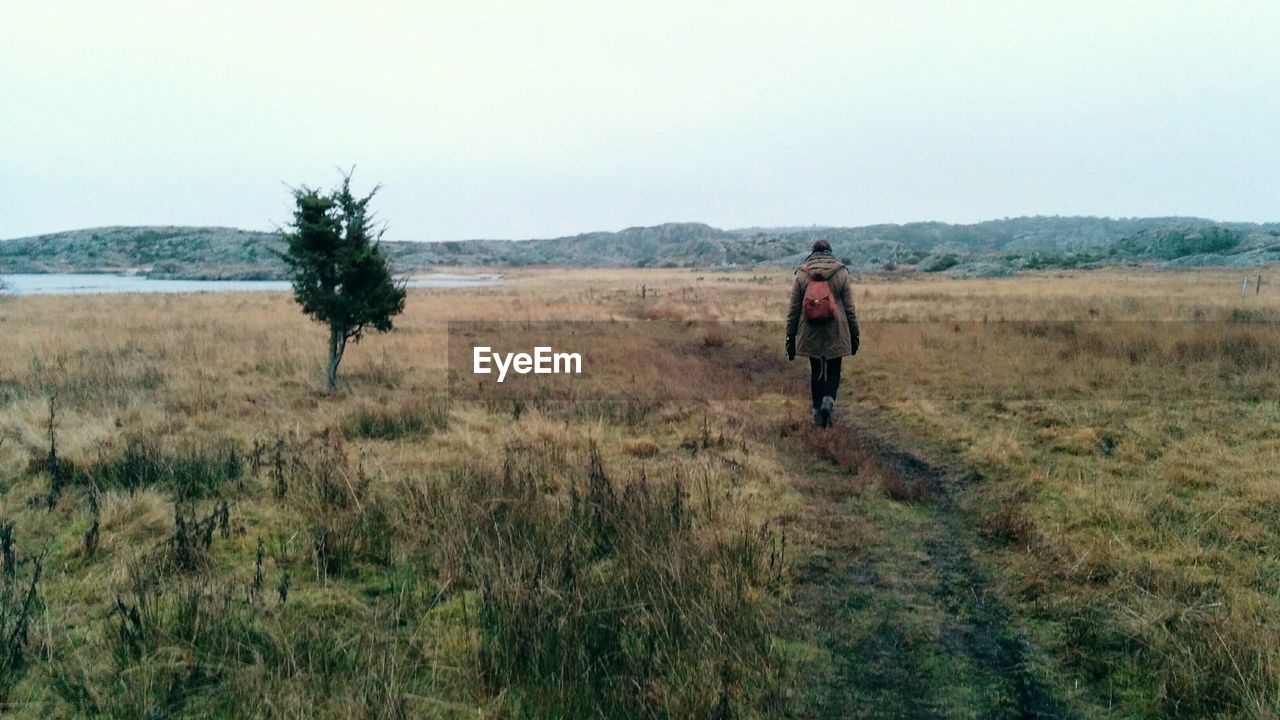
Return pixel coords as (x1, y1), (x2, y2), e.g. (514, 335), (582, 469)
(0, 267), (1277, 717)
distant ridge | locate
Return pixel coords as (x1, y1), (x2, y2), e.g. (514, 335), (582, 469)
(4, 217), (1279, 280)
(0, 226), (284, 280)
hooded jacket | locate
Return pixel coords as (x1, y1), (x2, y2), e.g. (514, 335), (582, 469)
(786, 251), (859, 359)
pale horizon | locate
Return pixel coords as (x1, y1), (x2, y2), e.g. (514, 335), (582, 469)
(6, 212), (1280, 245)
(4, 1), (1279, 241)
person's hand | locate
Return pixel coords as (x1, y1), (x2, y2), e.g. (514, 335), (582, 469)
(851, 332), (860, 356)
(786, 336), (796, 361)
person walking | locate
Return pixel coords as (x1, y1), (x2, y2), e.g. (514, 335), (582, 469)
(786, 239), (859, 427)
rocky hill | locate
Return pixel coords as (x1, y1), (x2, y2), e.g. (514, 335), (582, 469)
(0, 226), (287, 279)
(4, 217), (1279, 279)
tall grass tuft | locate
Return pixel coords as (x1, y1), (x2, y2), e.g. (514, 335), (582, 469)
(401, 442), (785, 717)
(342, 397), (449, 440)
(290, 431), (395, 581)
(0, 530), (45, 702)
(79, 438), (244, 499)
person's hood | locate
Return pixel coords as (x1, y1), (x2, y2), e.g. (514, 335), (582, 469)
(800, 251), (843, 280)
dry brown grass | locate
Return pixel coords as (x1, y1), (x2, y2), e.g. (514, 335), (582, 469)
(0, 266), (1277, 716)
(0, 273), (807, 717)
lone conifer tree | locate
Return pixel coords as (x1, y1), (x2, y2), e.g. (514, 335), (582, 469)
(282, 172), (406, 390)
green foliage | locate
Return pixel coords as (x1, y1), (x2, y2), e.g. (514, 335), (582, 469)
(281, 171), (407, 389)
(283, 174), (405, 338)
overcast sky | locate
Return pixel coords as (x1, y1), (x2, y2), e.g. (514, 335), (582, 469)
(3, 1), (1278, 240)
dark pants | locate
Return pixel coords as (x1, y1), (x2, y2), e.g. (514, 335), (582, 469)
(808, 357), (842, 409)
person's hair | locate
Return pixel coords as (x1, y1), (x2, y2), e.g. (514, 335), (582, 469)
(812, 239), (831, 253)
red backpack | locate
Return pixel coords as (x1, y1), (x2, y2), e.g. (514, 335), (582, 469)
(802, 265), (838, 321)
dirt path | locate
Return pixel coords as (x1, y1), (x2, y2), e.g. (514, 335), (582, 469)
(779, 408), (1080, 719)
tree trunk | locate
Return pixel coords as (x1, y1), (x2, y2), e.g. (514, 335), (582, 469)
(326, 324), (346, 391)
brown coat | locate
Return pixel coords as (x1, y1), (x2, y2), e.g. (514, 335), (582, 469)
(786, 252), (859, 359)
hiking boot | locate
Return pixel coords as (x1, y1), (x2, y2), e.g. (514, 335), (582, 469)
(819, 396), (835, 427)
(812, 408), (824, 428)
